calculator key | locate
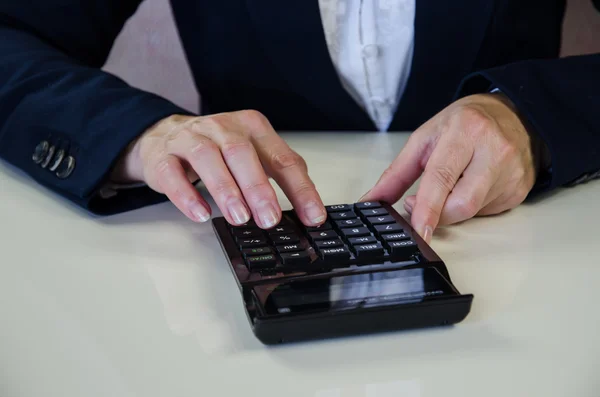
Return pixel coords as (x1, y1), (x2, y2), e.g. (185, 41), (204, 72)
(268, 226), (295, 235)
(388, 240), (418, 256)
(360, 208), (388, 217)
(366, 215), (395, 225)
(280, 251), (311, 266)
(309, 230), (339, 241)
(382, 232), (410, 242)
(320, 247), (351, 260)
(233, 229), (263, 239)
(246, 254), (277, 270)
(341, 227), (371, 238)
(230, 220), (257, 230)
(306, 222), (333, 232)
(239, 238), (267, 248)
(335, 218), (363, 228)
(316, 239), (344, 249)
(374, 224), (403, 235)
(353, 243), (385, 258)
(348, 236), (377, 245)
(272, 234), (300, 245)
(329, 211), (357, 220)
(242, 247), (272, 257)
(354, 201), (382, 210)
(277, 244), (304, 253)
(325, 204), (352, 212)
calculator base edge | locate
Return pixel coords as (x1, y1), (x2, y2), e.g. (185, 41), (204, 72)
(250, 295), (474, 345)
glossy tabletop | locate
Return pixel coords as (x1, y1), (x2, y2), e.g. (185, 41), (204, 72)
(1, 131), (599, 397)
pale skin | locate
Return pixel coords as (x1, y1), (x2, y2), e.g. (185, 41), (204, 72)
(112, 92), (539, 243)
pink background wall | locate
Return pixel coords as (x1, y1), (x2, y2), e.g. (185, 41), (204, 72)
(103, 0), (600, 114)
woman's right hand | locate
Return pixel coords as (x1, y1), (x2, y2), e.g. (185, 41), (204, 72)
(110, 110), (327, 229)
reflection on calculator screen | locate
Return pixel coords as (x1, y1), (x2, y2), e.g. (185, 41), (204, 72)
(260, 267), (457, 315)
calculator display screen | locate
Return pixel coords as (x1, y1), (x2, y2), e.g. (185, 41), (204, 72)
(257, 267), (457, 315)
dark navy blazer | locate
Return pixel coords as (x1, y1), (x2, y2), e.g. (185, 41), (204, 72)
(0, 0), (599, 215)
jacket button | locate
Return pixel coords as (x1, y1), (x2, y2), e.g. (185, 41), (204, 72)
(49, 149), (65, 172)
(40, 145), (56, 169)
(32, 141), (49, 164)
(56, 155), (76, 179)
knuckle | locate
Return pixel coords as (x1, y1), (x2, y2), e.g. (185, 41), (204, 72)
(211, 179), (239, 196)
(454, 195), (480, 218)
(456, 106), (494, 137)
(271, 150), (305, 171)
(154, 156), (177, 176)
(202, 114), (231, 132)
(241, 179), (272, 194)
(292, 180), (317, 197)
(189, 136), (217, 157)
(513, 185), (530, 203)
(220, 139), (253, 159)
(496, 139), (518, 162)
(239, 109), (270, 129)
(431, 166), (457, 192)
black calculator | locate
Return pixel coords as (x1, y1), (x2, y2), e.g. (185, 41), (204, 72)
(211, 201), (473, 344)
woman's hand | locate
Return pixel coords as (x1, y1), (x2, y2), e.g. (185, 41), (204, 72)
(362, 93), (541, 242)
(111, 110), (326, 229)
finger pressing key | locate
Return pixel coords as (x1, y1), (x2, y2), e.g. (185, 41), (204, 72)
(252, 134), (326, 226)
(198, 122), (281, 228)
(152, 154), (212, 222)
(169, 132), (251, 226)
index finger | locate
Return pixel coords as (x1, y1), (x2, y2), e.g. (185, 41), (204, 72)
(235, 112), (326, 226)
(252, 133), (326, 227)
(410, 134), (473, 242)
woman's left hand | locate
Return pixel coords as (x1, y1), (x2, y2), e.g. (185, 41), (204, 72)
(361, 93), (541, 243)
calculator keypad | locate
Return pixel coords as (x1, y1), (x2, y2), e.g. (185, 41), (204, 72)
(227, 201), (419, 272)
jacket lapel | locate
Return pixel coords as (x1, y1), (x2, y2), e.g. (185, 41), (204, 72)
(244, 0), (375, 130)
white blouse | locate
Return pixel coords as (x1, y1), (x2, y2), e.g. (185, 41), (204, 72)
(318, 0), (416, 131)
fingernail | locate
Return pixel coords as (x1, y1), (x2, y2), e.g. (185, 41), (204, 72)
(422, 225), (433, 244)
(304, 201), (327, 225)
(190, 202), (210, 222)
(227, 198), (250, 225)
(257, 201), (279, 228)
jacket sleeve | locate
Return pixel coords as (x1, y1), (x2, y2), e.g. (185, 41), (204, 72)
(455, 52), (600, 196)
(0, 1), (194, 215)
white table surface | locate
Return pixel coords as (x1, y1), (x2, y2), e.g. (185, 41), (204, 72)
(1, 131), (599, 397)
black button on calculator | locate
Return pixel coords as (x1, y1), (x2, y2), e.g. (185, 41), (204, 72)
(280, 251), (311, 266)
(340, 227), (371, 238)
(360, 208), (388, 217)
(354, 201), (382, 210)
(320, 246), (351, 260)
(239, 238), (267, 248)
(374, 224), (403, 235)
(353, 242), (385, 258)
(315, 239), (344, 249)
(329, 211), (357, 220)
(326, 204), (352, 212)
(335, 218), (363, 228)
(309, 230), (338, 240)
(388, 240), (418, 255)
(246, 254), (277, 270)
(366, 215), (395, 225)
(272, 234), (300, 245)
